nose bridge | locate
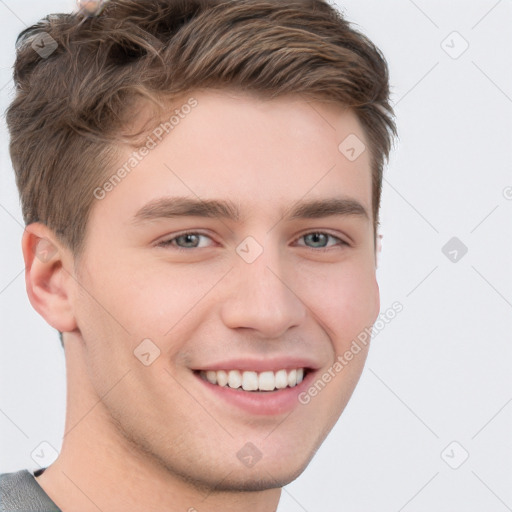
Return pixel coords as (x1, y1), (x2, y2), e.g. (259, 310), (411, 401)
(221, 236), (306, 337)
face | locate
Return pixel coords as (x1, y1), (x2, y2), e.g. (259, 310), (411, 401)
(72, 90), (379, 491)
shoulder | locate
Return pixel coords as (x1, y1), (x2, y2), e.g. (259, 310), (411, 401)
(0, 469), (61, 512)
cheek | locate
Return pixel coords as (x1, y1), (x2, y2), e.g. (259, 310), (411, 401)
(86, 255), (199, 324)
(79, 258), (231, 368)
(120, 263), (227, 334)
(300, 261), (379, 351)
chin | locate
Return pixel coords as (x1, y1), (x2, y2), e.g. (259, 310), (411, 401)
(199, 462), (310, 493)
(155, 448), (314, 495)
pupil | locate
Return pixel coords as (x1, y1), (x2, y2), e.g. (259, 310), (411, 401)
(179, 234), (198, 247)
(307, 233), (327, 247)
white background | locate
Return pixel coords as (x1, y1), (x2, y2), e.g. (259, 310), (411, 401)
(1, 1), (511, 510)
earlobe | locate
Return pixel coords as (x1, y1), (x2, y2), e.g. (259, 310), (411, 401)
(22, 223), (77, 333)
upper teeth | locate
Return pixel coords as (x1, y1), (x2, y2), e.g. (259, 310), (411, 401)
(200, 368), (305, 391)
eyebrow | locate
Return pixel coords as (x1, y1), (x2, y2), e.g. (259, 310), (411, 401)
(132, 196), (369, 224)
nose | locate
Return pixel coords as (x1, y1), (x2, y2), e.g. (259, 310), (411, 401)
(219, 245), (307, 339)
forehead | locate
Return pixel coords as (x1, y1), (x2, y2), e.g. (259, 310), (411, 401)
(91, 90), (373, 226)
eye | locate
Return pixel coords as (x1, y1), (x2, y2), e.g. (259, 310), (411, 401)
(296, 232), (347, 250)
(156, 231), (347, 251)
(157, 232), (215, 250)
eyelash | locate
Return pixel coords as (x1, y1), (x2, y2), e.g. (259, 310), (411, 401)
(157, 231), (348, 251)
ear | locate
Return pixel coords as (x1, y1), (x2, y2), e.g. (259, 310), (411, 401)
(22, 223), (77, 333)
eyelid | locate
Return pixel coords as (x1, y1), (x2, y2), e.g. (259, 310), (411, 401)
(293, 231), (348, 249)
(156, 230), (217, 249)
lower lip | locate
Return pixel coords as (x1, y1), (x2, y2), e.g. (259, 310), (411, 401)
(193, 370), (315, 416)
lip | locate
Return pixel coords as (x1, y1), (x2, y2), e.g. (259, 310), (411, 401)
(193, 367), (317, 416)
(192, 356), (321, 373)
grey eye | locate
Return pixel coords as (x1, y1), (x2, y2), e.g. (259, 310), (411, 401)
(175, 234), (202, 248)
(304, 233), (328, 247)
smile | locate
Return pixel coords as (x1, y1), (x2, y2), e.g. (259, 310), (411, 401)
(198, 368), (305, 392)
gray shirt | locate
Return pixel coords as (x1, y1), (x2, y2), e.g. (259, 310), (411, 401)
(0, 468), (61, 511)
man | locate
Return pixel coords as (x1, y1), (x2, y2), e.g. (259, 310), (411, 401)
(0, 0), (396, 510)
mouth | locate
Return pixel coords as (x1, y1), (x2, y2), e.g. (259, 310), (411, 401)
(192, 365), (316, 416)
(196, 367), (309, 392)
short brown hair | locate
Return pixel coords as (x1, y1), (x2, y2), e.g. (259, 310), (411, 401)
(7, 0), (396, 254)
